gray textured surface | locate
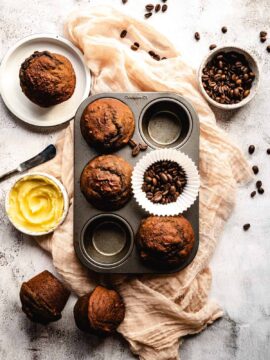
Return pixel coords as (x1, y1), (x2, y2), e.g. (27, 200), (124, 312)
(1, 0), (270, 359)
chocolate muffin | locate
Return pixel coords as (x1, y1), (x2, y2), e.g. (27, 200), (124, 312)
(136, 216), (195, 268)
(19, 51), (76, 107)
(74, 286), (125, 336)
(80, 155), (133, 210)
(80, 98), (135, 151)
(20, 270), (70, 324)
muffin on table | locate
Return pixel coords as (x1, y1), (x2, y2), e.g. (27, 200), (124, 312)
(80, 98), (135, 151)
(80, 154), (133, 210)
(136, 215), (195, 268)
(73, 285), (125, 336)
(19, 270), (70, 324)
(19, 50), (76, 107)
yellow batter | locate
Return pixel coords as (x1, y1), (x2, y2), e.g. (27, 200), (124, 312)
(8, 175), (64, 233)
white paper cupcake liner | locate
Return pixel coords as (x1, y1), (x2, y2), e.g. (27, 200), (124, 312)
(132, 149), (200, 216)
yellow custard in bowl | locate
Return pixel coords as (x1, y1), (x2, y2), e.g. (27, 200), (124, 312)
(6, 173), (68, 235)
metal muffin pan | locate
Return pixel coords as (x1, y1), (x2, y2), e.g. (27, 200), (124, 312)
(74, 92), (199, 274)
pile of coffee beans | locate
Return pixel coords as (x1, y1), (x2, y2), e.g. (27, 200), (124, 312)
(202, 51), (255, 105)
(144, 1), (168, 18)
(142, 160), (187, 204)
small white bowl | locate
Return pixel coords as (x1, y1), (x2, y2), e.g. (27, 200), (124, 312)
(5, 172), (69, 236)
(198, 46), (260, 110)
(132, 149), (200, 216)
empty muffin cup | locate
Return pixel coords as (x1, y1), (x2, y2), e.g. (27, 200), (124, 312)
(139, 98), (192, 149)
(80, 214), (134, 268)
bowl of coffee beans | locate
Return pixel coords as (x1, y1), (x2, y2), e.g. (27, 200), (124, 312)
(132, 149), (199, 216)
(198, 46), (260, 110)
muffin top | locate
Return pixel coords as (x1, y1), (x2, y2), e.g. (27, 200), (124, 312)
(80, 154), (133, 210)
(80, 98), (135, 151)
(136, 215), (195, 268)
(19, 51), (76, 107)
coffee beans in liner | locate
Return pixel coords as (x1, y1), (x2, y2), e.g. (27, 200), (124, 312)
(132, 149), (200, 216)
(202, 51), (255, 105)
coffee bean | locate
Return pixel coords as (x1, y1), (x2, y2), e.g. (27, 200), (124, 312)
(139, 143), (148, 151)
(152, 192), (163, 203)
(128, 139), (137, 148)
(162, 4), (168, 12)
(145, 4), (154, 11)
(120, 30), (127, 38)
(132, 144), (141, 157)
(134, 42), (140, 48)
(145, 176), (152, 184)
(221, 26), (227, 33)
(258, 188), (264, 194)
(261, 37), (267, 43)
(161, 0), (167, 2)
(267, 45), (270, 53)
(243, 223), (250, 231)
(122, 0), (128, 3)
(155, 4), (161, 12)
(160, 173), (168, 183)
(252, 165), (259, 175)
(256, 180), (262, 189)
(195, 32), (200, 41)
(152, 178), (157, 186)
(146, 192), (153, 199)
(267, 148), (270, 154)
(250, 191), (256, 198)
(131, 44), (138, 51)
(260, 31), (267, 38)
(248, 145), (255, 154)
(145, 12), (152, 18)
(209, 44), (217, 50)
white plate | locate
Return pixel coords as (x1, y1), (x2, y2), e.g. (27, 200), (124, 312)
(0, 34), (91, 127)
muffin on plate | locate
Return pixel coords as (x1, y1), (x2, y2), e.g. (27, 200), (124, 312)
(136, 215), (195, 268)
(19, 270), (70, 324)
(80, 154), (133, 210)
(80, 98), (135, 151)
(19, 51), (76, 107)
(74, 286), (125, 335)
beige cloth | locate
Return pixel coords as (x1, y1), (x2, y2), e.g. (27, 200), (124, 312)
(34, 6), (252, 360)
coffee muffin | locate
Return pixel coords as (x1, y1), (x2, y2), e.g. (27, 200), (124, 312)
(136, 215), (195, 268)
(20, 270), (70, 324)
(80, 154), (133, 210)
(80, 98), (135, 151)
(74, 286), (125, 335)
(19, 51), (76, 107)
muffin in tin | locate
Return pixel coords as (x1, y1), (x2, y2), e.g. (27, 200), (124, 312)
(73, 285), (125, 336)
(19, 270), (70, 324)
(19, 50), (76, 107)
(136, 215), (195, 268)
(80, 98), (135, 151)
(80, 154), (133, 210)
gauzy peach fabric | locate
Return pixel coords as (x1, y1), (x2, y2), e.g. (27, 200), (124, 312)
(34, 5), (252, 360)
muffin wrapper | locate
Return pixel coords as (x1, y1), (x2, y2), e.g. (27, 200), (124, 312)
(132, 149), (200, 216)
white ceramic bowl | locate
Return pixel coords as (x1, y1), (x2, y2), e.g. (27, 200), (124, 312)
(132, 149), (200, 216)
(5, 172), (69, 236)
(198, 46), (260, 110)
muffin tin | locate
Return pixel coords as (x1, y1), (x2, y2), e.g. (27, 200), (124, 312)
(74, 92), (199, 274)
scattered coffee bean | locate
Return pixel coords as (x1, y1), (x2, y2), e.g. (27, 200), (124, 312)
(161, 0), (167, 2)
(252, 165), (259, 175)
(261, 37), (267, 43)
(120, 30), (127, 38)
(161, 56), (167, 60)
(134, 42), (140, 48)
(267, 148), (270, 154)
(243, 223), (250, 231)
(155, 4), (161, 12)
(248, 145), (255, 154)
(132, 144), (141, 157)
(122, 0), (128, 3)
(139, 143), (148, 151)
(260, 31), (267, 38)
(258, 187), (265, 194)
(128, 139), (137, 148)
(194, 32), (200, 41)
(145, 4), (154, 11)
(267, 45), (270, 53)
(256, 180), (262, 189)
(221, 26), (228, 33)
(131, 44), (138, 51)
(142, 160), (187, 205)
(202, 51), (255, 105)
(145, 12), (152, 19)
(162, 4), (168, 12)
(209, 44), (217, 50)
(250, 191), (256, 198)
